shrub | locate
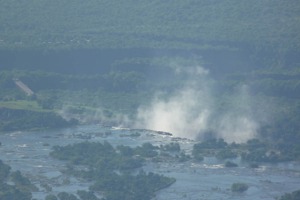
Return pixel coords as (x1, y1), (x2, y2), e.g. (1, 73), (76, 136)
(231, 183), (249, 193)
(225, 161), (238, 167)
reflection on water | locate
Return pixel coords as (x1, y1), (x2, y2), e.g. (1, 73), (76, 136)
(0, 124), (299, 200)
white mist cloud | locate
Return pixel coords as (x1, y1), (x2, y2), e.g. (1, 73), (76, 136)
(214, 84), (259, 143)
(217, 114), (258, 143)
(136, 87), (211, 138)
(135, 63), (261, 143)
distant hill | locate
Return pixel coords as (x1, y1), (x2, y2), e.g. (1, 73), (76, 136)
(0, 0), (299, 51)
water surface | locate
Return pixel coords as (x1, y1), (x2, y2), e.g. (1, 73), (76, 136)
(0, 125), (299, 199)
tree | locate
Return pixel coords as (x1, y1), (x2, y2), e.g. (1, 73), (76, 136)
(231, 183), (249, 193)
(57, 192), (79, 200)
(279, 189), (300, 200)
(10, 171), (31, 186)
(45, 194), (58, 200)
(77, 190), (99, 200)
(0, 160), (11, 180)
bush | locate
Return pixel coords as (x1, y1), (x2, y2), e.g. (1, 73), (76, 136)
(231, 183), (249, 193)
(193, 153), (204, 162)
(161, 142), (181, 152)
(45, 194), (58, 200)
(225, 161), (238, 167)
(249, 163), (259, 168)
(216, 149), (237, 159)
(278, 189), (300, 200)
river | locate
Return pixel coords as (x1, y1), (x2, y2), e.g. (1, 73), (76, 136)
(0, 124), (299, 200)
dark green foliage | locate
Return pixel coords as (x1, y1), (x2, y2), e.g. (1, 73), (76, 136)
(51, 141), (117, 167)
(10, 170), (31, 186)
(231, 183), (249, 193)
(159, 142), (190, 162)
(161, 142), (181, 152)
(192, 137), (299, 163)
(194, 139), (228, 150)
(0, 183), (32, 200)
(10, 170), (38, 193)
(241, 139), (292, 163)
(216, 149), (237, 160)
(225, 161), (238, 168)
(117, 145), (135, 157)
(45, 194), (58, 200)
(57, 192), (79, 200)
(278, 189), (300, 200)
(0, 69), (154, 130)
(51, 141), (148, 171)
(0, 0), (299, 52)
(50, 141), (175, 200)
(193, 153), (204, 162)
(0, 107), (78, 132)
(0, 0), (299, 172)
(134, 142), (158, 158)
(91, 171), (175, 200)
(0, 160), (11, 180)
(0, 160), (33, 200)
(246, 139), (266, 151)
(177, 152), (192, 162)
(77, 190), (99, 200)
(249, 163), (259, 168)
(192, 139), (228, 159)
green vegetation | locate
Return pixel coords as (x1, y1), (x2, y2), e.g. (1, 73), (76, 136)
(192, 138), (227, 159)
(216, 149), (237, 160)
(50, 141), (177, 200)
(161, 142), (181, 152)
(57, 192), (79, 200)
(0, 1), (299, 52)
(0, 160), (10, 180)
(192, 138), (299, 163)
(0, 70), (150, 128)
(241, 139), (296, 163)
(225, 161), (238, 168)
(0, 1), (299, 199)
(278, 189), (300, 200)
(77, 190), (98, 200)
(231, 182), (249, 193)
(0, 107), (78, 132)
(0, 160), (35, 200)
(0, 100), (44, 111)
(45, 194), (58, 200)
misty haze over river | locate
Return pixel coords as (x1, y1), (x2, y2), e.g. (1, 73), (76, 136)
(0, 125), (299, 200)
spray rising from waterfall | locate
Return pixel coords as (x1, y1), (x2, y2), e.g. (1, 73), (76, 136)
(135, 63), (260, 143)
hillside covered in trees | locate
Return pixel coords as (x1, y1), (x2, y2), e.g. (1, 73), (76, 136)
(0, 2), (300, 198)
(0, 0), (299, 151)
(0, 1), (300, 199)
(0, 0), (299, 51)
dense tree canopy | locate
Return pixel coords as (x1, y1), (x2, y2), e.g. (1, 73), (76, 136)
(0, 0), (299, 51)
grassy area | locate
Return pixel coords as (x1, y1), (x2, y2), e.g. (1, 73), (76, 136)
(0, 100), (47, 112)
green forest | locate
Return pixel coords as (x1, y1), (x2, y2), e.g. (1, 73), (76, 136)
(0, 0), (300, 164)
(0, 0), (299, 51)
(0, 0), (300, 199)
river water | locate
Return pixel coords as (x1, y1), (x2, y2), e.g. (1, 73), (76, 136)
(0, 124), (299, 200)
